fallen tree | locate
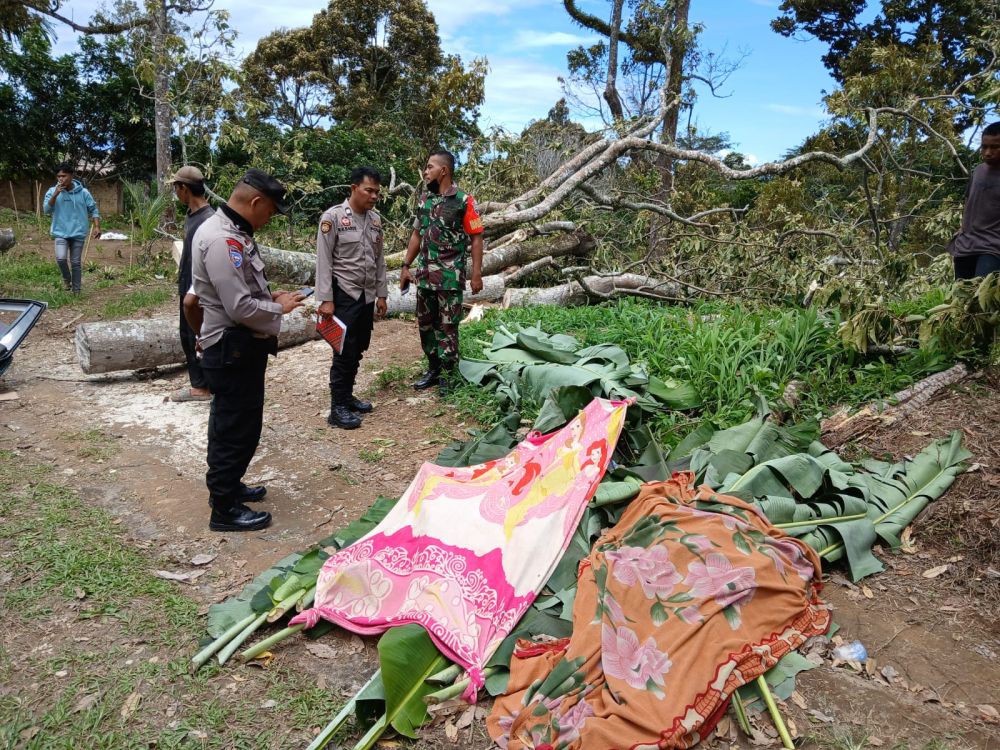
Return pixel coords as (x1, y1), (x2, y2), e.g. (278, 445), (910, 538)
(257, 230), (596, 285)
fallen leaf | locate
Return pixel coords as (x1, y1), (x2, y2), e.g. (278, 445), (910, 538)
(120, 691), (141, 720)
(19, 727), (40, 742)
(869, 737), (884, 747)
(153, 569), (206, 584)
(348, 635), (366, 653)
(190, 553), (217, 566)
(187, 730), (208, 741)
(247, 651), (274, 668)
(260, 699), (278, 709)
(979, 704), (999, 722)
(900, 527), (917, 554)
(74, 587), (87, 600)
(72, 693), (100, 713)
(304, 643), (338, 660)
(444, 720), (459, 743)
(455, 705), (476, 730)
(786, 717), (799, 739)
(947, 555), (965, 563)
(861, 584), (874, 599)
(807, 709), (835, 724)
(921, 564), (950, 579)
(790, 691), (808, 710)
(881, 665), (899, 684)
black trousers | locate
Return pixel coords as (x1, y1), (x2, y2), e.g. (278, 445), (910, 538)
(329, 285), (374, 404)
(178, 297), (208, 390)
(954, 253), (1000, 279)
(201, 339), (270, 507)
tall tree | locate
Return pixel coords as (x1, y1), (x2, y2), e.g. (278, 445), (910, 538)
(241, 0), (486, 152)
(772, 1), (990, 98)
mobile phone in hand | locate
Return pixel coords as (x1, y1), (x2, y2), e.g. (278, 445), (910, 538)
(297, 286), (314, 298)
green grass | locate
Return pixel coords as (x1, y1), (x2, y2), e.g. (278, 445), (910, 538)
(0, 245), (175, 310)
(358, 447), (386, 463)
(0, 450), (341, 749)
(370, 363), (421, 392)
(101, 287), (172, 318)
(451, 298), (956, 447)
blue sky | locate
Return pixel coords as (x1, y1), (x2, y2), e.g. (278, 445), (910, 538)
(53, 0), (839, 162)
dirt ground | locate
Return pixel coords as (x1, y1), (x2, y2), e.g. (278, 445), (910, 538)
(1, 246), (998, 749)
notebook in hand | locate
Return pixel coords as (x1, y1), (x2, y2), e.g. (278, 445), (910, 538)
(316, 314), (347, 354)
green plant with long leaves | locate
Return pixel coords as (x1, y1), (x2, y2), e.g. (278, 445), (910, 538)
(122, 179), (170, 262)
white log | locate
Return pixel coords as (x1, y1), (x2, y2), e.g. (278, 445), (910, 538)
(262, 233), (593, 283)
(75, 306), (321, 375)
(385, 272), (507, 315)
(503, 274), (684, 308)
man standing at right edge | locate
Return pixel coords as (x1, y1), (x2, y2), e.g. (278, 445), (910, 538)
(399, 150), (484, 393)
(948, 121), (1000, 279)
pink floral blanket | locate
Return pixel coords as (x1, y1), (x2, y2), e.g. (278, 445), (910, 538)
(291, 398), (628, 699)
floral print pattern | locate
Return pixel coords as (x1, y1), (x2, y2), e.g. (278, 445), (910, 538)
(488, 473), (831, 750)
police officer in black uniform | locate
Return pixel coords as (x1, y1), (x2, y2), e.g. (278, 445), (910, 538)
(190, 169), (304, 532)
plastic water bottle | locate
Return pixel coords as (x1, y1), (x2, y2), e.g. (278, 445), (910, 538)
(832, 640), (867, 661)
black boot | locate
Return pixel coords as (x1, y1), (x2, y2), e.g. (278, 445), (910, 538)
(412, 368), (441, 390)
(209, 501), (272, 532)
(236, 484), (267, 502)
(328, 403), (362, 429)
(347, 395), (373, 413)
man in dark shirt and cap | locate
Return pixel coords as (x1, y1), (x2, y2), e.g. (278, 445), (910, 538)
(190, 169), (305, 532)
(949, 122), (1000, 279)
(168, 165), (214, 402)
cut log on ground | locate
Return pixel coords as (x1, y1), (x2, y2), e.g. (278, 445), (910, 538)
(502, 274), (685, 308)
(0, 228), (14, 253)
(386, 272), (507, 315)
(75, 306), (321, 375)
(480, 231), (594, 277)
(258, 245), (316, 285)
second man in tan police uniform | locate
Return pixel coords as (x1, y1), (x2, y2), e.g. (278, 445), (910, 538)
(191, 168), (304, 531)
(316, 166), (388, 429)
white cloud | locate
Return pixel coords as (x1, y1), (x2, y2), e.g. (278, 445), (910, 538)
(513, 30), (598, 49)
(424, 0), (544, 39)
(765, 103), (827, 118)
(478, 57), (566, 132)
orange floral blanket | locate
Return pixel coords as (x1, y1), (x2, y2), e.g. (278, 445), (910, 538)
(488, 473), (831, 750)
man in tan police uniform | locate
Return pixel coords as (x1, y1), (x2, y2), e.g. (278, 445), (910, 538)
(191, 168), (304, 532)
(316, 166), (388, 429)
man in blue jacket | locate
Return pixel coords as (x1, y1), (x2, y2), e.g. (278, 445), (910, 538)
(43, 162), (101, 294)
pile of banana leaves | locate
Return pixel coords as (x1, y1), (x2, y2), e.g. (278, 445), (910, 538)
(193, 324), (970, 750)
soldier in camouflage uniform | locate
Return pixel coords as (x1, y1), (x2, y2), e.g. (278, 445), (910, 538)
(399, 150), (484, 393)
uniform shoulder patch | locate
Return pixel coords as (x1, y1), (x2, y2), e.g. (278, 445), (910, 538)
(226, 238), (243, 268)
(320, 220), (333, 234)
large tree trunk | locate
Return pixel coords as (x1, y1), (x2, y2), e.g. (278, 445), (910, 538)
(258, 233), (595, 285)
(152, 0), (175, 227)
(75, 306), (320, 374)
(503, 274), (684, 308)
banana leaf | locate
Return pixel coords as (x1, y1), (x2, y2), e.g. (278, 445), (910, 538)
(458, 323), (698, 415)
(839, 431), (970, 553)
(435, 411), (521, 467)
(360, 625), (447, 739)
